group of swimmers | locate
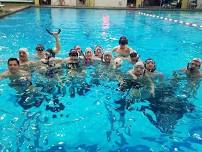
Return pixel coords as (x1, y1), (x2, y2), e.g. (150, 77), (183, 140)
(0, 31), (202, 110)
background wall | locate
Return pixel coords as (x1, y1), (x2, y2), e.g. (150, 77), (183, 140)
(51, 0), (76, 6)
(198, 0), (202, 8)
(94, 0), (127, 7)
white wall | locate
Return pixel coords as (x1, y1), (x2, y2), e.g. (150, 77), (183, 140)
(51, 0), (76, 6)
(197, 0), (202, 8)
(94, 0), (127, 7)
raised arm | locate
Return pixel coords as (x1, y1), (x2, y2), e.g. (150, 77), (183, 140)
(52, 32), (61, 54)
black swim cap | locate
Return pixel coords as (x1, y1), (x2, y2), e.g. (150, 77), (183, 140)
(119, 36), (128, 45)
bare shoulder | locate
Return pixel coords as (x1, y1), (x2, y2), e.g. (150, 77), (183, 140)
(112, 46), (119, 52)
(0, 71), (9, 80)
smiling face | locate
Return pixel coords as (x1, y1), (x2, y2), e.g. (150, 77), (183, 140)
(145, 60), (155, 72)
(8, 60), (20, 74)
(19, 50), (28, 63)
(85, 48), (93, 59)
(94, 46), (103, 58)
(104, 54), (112, 63)
(189, 60), (201, 71)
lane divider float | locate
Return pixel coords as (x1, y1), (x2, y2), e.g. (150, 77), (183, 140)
(138, 12), (202, 29)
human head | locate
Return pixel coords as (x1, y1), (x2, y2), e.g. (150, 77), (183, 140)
(187, 58), (201, 71)
(133, 61), (145, 76)
(85, 48), (93, 58)
(36, 44), (45, 56)
(74, 45), (82, 54)
(7, 58), (20, 74)
(130, 51), (139, 63)
(46, 48), (55, 58)
(94, 46), (103, 58)
(119, 36), (128, 46)
(69, 49), (79, 60)
(145, 58), (156, 72)
(114, 57), (123, 68)
(19, 48), (29, 63)
(103, 52), (112, 63)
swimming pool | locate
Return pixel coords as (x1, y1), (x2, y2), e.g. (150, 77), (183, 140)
(0, 7), (202, 152)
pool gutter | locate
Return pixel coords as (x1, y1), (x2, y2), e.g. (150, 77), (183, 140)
(1, 4), (202, 19)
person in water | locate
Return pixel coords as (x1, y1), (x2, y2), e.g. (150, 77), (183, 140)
(35, 32), (61, 59)
(74, 45), (82, 56)
(0, 58), (43, 109)
(0, 58), (29, 81)
(83, 48), (94, 65)
(144, 58), (164, 80)
(18, 48), (36, 72)
(174, 58), (202, 78)
(128, 51), (140, 64)
(112, 36), (133, 58)
(172, 58), (202, 99)
(94, 45), (104, 60)
(119, 61), (155, 98)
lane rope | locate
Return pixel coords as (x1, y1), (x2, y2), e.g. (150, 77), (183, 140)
(138, 12), (202, 29)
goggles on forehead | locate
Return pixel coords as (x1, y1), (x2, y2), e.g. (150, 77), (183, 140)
(145, 59), (154, 64)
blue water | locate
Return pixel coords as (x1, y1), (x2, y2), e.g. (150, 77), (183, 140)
(0, 8), (202, 152)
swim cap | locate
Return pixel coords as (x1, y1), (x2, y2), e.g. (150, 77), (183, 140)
(192, 58), (201, 64)
(114, 57), (123, 66)
(134, 61), (144, 68)
(119, 36), (128, 45)
(19, 48), (29, 56)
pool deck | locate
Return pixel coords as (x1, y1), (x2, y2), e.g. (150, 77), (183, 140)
(0, 3), (202, 18)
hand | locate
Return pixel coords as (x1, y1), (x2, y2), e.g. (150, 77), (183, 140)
(52, 32), (59, 38)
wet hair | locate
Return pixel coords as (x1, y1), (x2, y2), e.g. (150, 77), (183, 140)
(144, 58), (156, 72)
(69, 49), (79, 57)
(46, 48), (55, 58)
(36, 44), (45, 51)
(119, 36), (128, 45)
(7, 58), (20, 65)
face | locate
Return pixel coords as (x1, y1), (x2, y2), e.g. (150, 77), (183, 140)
(95, 47), (103, 58)
(104, 54), (112, 63)
(75, 45), (81, 53)
(85, 49), (93, 58)
(189, 61), (201, 71)
(19, 51), (28, 62)
(69, 53), (78, 60)
(8, 60), (19, 74)
(36, 47), (44, 56)
(145, 60), (155, 71)
(48, 57), (56, 67)
(133, 65), (144, 76)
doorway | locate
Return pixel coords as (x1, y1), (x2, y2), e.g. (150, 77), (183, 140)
(127, 0), (136, 7)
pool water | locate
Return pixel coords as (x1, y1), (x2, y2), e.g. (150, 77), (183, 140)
(0, 8), (202, 152)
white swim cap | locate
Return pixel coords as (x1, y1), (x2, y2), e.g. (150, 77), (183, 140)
(134, 61), (144, 68)
(192, 58), (201, 64)
(19, 48), (29, 55)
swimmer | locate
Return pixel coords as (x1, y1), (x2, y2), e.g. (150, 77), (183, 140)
(144, 58), (164, 80)
(74, 45), (82, 56)
(112, 36), (133, 58)
(19, 48), (29, 64)
(128, 51), (140, 64)
(119, 61), (155, 98)
(0, 58), (30, 81)
(173, 58), (202, 78)
(35, 31), (61, 59)
(102, 52), (113, 65)
(64, 49), (82, 71)
(94, 45), (104, 60)
(83, 48), (94, 65)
